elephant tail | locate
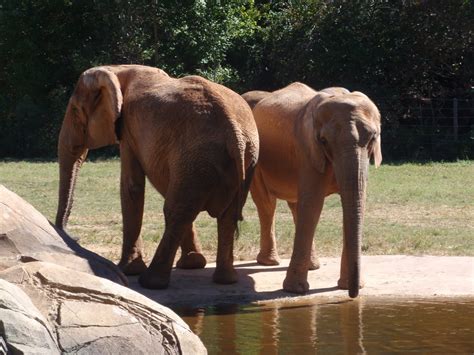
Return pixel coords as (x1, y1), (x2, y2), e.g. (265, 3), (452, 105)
(229, 133), (246, 183)
(225, 124), (250, 237)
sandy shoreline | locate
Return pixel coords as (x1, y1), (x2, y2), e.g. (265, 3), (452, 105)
(129, 255), (474, 307)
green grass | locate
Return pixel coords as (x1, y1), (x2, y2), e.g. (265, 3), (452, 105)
(1, 159), (473, 263)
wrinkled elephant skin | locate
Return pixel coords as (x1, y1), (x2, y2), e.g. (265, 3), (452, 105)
(243, 83), (381, 298)
(55, 65), (259, 289)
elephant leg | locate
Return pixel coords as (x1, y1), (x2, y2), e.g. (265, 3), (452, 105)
(118, 143), (147, 275)
(288, 202), (320, 270)
(213, 198), (239, 284)
(337, 236), (365, 290)
(139, 193), (200, 289)
(176, 223), (207, 269)
(283, 169), (328, 294)
(251, 168), (280, 265)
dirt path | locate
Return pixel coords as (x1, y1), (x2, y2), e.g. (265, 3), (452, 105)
(129, 255), (474, 307)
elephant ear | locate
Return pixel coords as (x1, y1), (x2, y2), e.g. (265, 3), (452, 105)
(79, 67), (123, 149)
(363, 93), (382, 168)
(372, 126), (382, 168)
(295, 93), (330, 174)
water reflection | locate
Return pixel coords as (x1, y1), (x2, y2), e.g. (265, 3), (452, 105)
(257, 305), (279, 355)
(178, 298), (474, 354)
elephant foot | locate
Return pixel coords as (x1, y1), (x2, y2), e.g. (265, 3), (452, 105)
(283, 267), (309, 294)
(138, 269), (170, 289)
(213, 267), (238, 284)
(337, 278), (365, 290)
(176, 252), (207, 269)
(118, 256), (147, 276)
(308, 255), (320, 270)
(283, 275), (309, 294)
(256, 251), (280, 266)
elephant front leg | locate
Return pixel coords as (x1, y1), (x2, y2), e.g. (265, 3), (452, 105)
(337, 238), (365, 290)
(251, 169), (280, 266)
(118, 145), (147, 275)
(176, 223), (207, 269)
(283, 171), (327, 294)
(288, 202), (320, 270)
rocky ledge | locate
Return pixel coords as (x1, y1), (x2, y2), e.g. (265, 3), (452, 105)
(0, 185), (206, 354)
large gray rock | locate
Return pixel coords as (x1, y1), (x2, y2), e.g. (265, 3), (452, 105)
(0, 279), (60, 354)
(0, 261), (206, 354)
(0, 185), (207, 354)
(0, 184), (127, 285)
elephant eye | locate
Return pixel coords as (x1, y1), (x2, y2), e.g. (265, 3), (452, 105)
(319, 136), (328, 145)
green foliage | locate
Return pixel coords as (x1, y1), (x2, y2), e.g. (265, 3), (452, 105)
(262, 0), (473, 98)
(0, 0), (472, 159)
(260, 0), (473, 160)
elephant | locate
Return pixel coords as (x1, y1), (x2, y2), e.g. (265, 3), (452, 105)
(243, 83), (381, 298)
(241, 90), (271, 110)
(319, 87), (350, 96)
(55, 65), (259, 289)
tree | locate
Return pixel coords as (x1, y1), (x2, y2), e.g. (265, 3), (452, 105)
(0, 0), (471, 159)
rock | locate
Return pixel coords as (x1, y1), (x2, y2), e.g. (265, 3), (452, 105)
(1, 261), (207, 354)
(0, 184), (127, 285)
(0, 185), (207, 353)
(0, 279), (60, 354)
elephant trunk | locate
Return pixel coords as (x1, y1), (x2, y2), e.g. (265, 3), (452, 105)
(55, 113), (88, 229)
(335, 148), (369, 298)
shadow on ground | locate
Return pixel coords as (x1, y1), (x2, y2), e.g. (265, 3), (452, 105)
(128, 262), (340, 307)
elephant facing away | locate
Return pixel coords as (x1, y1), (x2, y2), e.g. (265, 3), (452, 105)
(56, 65), (259, 289)
(243, 83), (381, 298)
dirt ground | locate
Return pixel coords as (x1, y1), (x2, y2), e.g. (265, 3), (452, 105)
(129, 255), (474, 307)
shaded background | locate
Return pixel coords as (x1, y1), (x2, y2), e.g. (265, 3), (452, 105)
(0, 0), (472, 160)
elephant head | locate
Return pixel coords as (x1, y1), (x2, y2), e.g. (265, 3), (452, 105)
(319, 87), (350, 96)
(55, 67), (123, 229)
(298, 90), (382, 298)
(241, 90), (271, 110)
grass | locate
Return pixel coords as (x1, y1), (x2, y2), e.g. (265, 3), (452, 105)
(1, 159), (473, 264)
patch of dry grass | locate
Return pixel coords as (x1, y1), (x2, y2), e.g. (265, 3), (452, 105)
(1, 159), (472, 264)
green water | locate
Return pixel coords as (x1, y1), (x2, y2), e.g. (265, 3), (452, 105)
(178, 298), (474, 354)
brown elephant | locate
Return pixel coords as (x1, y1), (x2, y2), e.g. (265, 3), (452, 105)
(241, 87), (348, 111)
(244, 83), (381, 298)
(241, 90), (271, 110)
(56, 65), (259, 289)
(319, 86), (350, 96)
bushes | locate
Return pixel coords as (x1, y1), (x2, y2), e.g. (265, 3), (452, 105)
(0, 0), (472, 159)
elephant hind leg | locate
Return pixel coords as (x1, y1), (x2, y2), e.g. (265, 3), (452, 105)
(176, 223), (207, 269)
(213, 196), (239, 284)
(251, 168), (280, 266)
(139, 190), (202, 289)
